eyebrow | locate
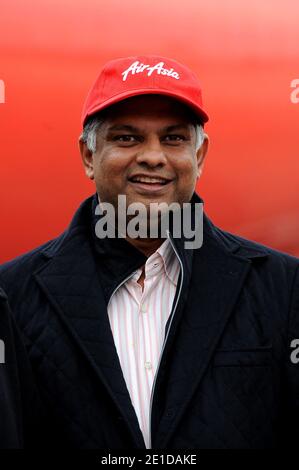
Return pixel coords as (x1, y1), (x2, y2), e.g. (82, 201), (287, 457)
(106, 123), (192, 133)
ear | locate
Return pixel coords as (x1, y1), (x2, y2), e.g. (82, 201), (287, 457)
(196, 133), (209, 179)
(78, 138), (95, 180)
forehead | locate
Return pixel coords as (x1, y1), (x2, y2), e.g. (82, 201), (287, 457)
(102, 95), (196, 126)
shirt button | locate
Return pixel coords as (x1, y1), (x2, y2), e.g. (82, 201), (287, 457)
(144, 361), (152, 370)
(140, 304), (147, 313)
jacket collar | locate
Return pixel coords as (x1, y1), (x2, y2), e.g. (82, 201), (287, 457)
(87, 190), (268, 304)
(41, 190), (268, 265)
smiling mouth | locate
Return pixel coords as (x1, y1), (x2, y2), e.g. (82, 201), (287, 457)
(127, 175), (174, 193)
(128, 175), (172, 185)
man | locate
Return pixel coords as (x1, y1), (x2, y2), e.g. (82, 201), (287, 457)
(0, 55), (299, 449)
(0, 287), (44, 448)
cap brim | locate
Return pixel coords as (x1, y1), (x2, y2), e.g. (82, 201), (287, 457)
(82, 88), (209, 126)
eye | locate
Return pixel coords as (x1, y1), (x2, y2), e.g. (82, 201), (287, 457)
(112, 135), (139, 143)
(163, 134), (186, 143)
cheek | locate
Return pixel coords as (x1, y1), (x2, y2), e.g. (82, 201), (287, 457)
(171, 154), (198, 201)
(174, 154), (198, 182)
(94, 152), (128, 182)
(93, 152), (132, 201)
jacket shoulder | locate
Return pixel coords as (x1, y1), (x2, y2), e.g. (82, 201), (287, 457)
(0, 233), (66, 290)
(214, 224), (299, 268)
(0, 194), (95, 297)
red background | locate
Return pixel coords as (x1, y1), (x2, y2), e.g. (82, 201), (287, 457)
(1, 0), (299, 262)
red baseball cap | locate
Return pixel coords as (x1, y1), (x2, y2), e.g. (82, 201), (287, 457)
(81, 55), (209, 127)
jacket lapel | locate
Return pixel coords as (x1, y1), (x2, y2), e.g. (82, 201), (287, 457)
(152, 214), (269, 448)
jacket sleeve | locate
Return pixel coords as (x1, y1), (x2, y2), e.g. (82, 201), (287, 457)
(0, 288), (46, 448)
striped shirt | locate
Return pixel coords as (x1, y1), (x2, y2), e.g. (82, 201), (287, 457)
(107, 237), (181, 448)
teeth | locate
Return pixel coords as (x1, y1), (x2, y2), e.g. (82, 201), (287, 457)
(131, 176), (168, 184)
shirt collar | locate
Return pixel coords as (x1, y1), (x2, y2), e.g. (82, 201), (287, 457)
(148, 237), (180, 286)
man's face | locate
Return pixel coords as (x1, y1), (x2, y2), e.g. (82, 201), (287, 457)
(79, 95), (209, 212)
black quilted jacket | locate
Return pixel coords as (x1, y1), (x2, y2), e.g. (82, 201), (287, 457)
(0, 191), (299, 449)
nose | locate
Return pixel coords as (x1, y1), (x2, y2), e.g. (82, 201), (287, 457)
(135, 137), (167, 167)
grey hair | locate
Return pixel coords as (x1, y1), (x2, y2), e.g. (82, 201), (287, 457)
(80, 114), (205, 154)
(194, 124), (205, 150)
(80, 116), (104, 154)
